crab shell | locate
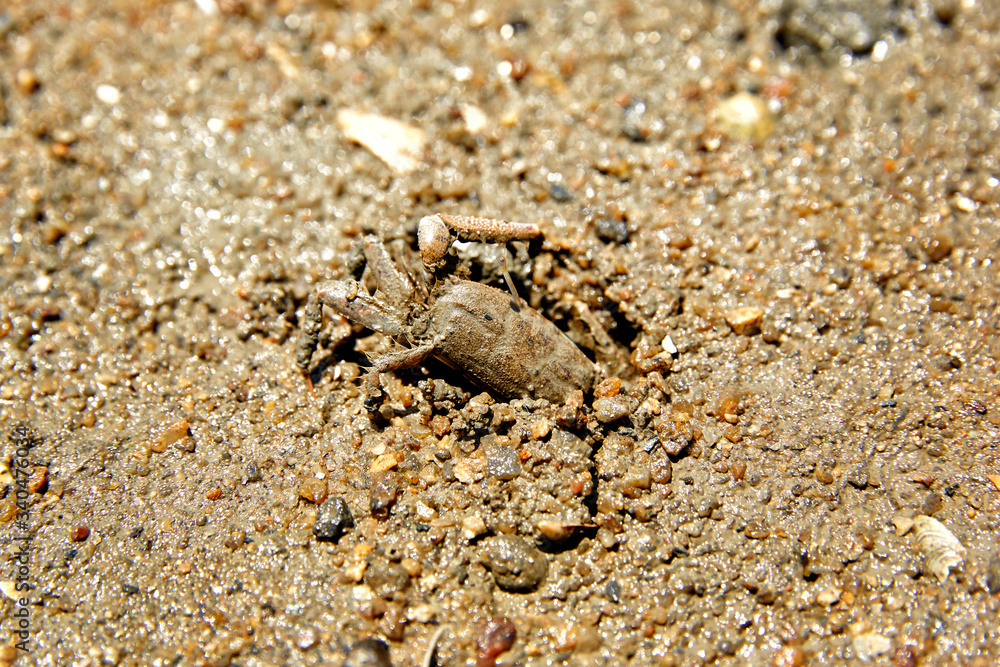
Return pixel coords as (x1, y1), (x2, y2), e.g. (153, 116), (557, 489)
(418, 279), (595, 403)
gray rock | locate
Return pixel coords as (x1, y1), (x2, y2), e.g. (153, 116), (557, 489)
(486, 444), (521, 481)
(482, 535), (548, 591)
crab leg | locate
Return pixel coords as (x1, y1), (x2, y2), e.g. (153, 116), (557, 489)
(363, 342), (436, 411)
(296, 280), (406, 383)
(364, 236), (414, 304)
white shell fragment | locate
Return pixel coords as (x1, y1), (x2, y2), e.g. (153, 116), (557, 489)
(336, 109), (427, 174)
(913, 515), (966, 583)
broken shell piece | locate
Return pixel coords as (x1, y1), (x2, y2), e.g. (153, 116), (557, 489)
(913, 515), (966, 582)
(336, 109), (427, 174)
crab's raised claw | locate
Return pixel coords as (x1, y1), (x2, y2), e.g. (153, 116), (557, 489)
(418, 213), (542, 274)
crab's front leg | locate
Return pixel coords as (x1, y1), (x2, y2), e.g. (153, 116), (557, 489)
(363, 342), (436, 412)
(296, 280), (407, 386)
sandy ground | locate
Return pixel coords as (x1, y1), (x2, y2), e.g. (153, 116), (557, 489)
(2, 0), (1000, 665)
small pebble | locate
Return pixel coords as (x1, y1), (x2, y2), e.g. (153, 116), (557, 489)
(481, 535), (548, 591)
(16, 69), (39, 93)
(725, 307), (764, 335)
(371, 451), (403, 473)
(69, 525), (90, 542)
(477, 616), (517, 667)
(344, 638), (392, 667)
(921, 234), (953, 262)
(596, 218), (629, 244)
(716, 92), (774, 141)
(95, 83), (121, 105)
(594, 377), (622, 398)
(920, 491), (943, 516)
(461, 514), (488, 540)
(536, 519), (572, 542)
(151, 419), (191, 454)
(314, 496), (354, 543)
(28, 466), (48, 494)
(298, 477), (328, 504)
(370, 472), (400, 519)
(593, 396), (631, 423)
(486, 444), (521, 480)
(530, 419), (551, 440)
(852, 632), (892, 661)
(772, 646), (805, 667)
(985, 554), (1000, 595)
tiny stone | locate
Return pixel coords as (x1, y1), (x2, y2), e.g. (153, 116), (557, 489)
(772, 646), (805, 667)
(70, 525), (90, 542)
(298, 477), (328, 504)
(716, 92), (774, 141)
(892, 516), (914, 536)
(985, 554), (1000, 594)
(486, 444), (521, 480)
(596, 218), (629, 244)
(16, 69), (39, 93)
(344, 638), (392, 667)
(481, 535), (548, 591)
(530, 419), (551, 440)
(920, 491), (944, 516)
(593, 396), (631, 423)
(477, 617), (517, 665)
(922, 234), (953, 262)
(536, 520), (572, 542)
(815, 466), (835, 484)
(370, 472), (400, 519)
(852, 632), (892, 661)
(314, 496), (354, 543)
(462, 514), (488, 540)
(846, 467), (868, 489)
(95, 83), (122, 105)
(725, 307), (764, 335)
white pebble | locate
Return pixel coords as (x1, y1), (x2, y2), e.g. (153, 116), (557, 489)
(95, 84), (121, 106)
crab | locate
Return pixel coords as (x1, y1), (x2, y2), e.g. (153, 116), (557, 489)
(296, 213), (597, 408)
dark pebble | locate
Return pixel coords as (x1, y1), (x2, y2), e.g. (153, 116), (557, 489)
(776, 0), (897, 55)
(985, 555), (1000, 595)
(344, 638), (392, 667)
(314, 496), (354, 543)
(549, 183), (573, 202)
(481, 535), (548, 591)
(846, 467), (869, 489)
(604, 579), (621, 603)
(920, 491), (944, 516)
(621, 99), (648, 142)
(596, 218), (629, 244)
(245, 462), (262, 483)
